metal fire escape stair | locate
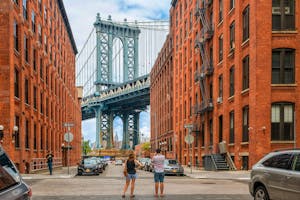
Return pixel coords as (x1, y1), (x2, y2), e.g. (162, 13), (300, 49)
(193, 0), (214, 115)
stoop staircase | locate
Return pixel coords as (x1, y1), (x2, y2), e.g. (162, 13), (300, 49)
(211, 154), (229, 170)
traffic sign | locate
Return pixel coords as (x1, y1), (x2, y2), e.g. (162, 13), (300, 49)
(64, 132), (74, 142)
(184, 134), (194, 144)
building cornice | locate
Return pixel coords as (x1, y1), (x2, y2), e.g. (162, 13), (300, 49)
(57, 0), (78, 54)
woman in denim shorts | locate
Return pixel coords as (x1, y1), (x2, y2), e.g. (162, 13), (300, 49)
(122, 153), (143, 198)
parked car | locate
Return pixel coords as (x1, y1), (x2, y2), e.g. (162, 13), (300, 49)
(138, 158), (150, 170)
(77, 158), (100, 175)
(249, 149), (300, 200)
(115, 159), (123, 166)
(144, 159), (153, 172)
(0, 145), (32, 199)
(89, 157), (104, 172)
(164, 159), (184, 176)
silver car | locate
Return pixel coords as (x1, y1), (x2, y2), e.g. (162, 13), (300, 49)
(249, 149), (300, 200)
(164, 159), (184, 176)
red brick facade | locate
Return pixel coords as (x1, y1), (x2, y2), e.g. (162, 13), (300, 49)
(165, 0), (300, 169)
(0, 0), (82, 173)
(150, 35), (174, 159)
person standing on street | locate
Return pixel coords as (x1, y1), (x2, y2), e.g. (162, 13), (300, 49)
(122, 153), (143, 198)
(152, 148), (165, 197)
(46, 151), (54, 175)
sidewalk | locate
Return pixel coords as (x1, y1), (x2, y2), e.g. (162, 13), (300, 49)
(22, 166), (78, 180)
(183, 166), (251, 181)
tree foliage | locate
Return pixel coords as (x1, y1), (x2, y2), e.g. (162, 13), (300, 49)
(82, 140), (92, 155)
(141, 142), (150, 151)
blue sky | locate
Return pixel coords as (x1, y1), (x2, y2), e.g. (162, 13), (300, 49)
(64, 0), (170, 143)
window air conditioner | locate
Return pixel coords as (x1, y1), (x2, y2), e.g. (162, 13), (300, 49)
(217, 97), (223, 103)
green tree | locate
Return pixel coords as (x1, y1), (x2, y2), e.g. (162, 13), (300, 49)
(141, 142), (150, 151)
(82, 140), (91, 155)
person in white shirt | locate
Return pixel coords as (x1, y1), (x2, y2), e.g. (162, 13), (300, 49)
(152, 148), (165, 197)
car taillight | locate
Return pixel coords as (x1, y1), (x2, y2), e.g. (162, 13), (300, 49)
(28, 187), (32, 197)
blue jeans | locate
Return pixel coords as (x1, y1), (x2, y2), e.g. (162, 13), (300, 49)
(154, 172), (165, 182)
(48, 162), (53, 175)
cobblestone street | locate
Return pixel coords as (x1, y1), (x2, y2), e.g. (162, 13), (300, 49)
(24, 164), (252, 200)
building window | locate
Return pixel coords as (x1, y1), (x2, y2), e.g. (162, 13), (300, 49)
(201, 123), (205, 146)
(40, 92), (43, 114)
(38, 24), (42, 43)
(219, 115), (223, 142)
(272, 48), (295, 84)
(190, 11), (193, 30)
(24, 35), (29, 63)
(219, 35), (223, 62)
(229, 66), (234, 97)
(209, 119), (213, 145)
(40, 58), (43, 79)
(40, 126), (43, 150)
(242, 6), (250, 41)
(34, 123), (37, 150)
(25, 78), (29, 104)
(229, 111), (234, 143)
(229, 21), (235, 51)
(22, 0), (27, 20)
(33, 86), (37, 109)
(272, 0), (295, 30)
(218, 74), (223, 98)
(31, 11), (35, 32)
(25, 119), (29, 149)
(230, 0), (235, 10)
(219, 0), (223, 22)
(242, 55), (249, 90)
(14, 116), (20, 148)
(242, 106), (249, 142)
(14, 0), (19, 4)
(271, 103), (294, 141)
(13, 21), (19, 51)
(33, 49), (37, 71)
(39, 0), (42, 12)
(14, 67), (19, 98)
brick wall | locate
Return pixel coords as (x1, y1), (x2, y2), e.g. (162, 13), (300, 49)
(0, 0), (82, 173)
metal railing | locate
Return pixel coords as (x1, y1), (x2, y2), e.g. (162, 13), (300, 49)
(30, 157), (62, 172)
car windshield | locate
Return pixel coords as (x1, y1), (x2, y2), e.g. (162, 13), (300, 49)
(84, 159), (97, 165)
(0, 148), (21, 192)
(165, 160), (178, 165)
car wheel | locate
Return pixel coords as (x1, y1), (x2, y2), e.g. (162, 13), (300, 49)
(254, 186), (269, 200)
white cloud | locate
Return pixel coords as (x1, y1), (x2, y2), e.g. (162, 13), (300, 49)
(64, 0), (170, 50)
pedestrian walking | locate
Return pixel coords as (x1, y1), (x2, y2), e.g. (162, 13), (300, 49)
(122, 153), (143, 198)
(46, 151), (54, 175)
(152, 148), (165, 197)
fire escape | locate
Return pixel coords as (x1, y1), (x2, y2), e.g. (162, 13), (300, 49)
(194, 0), (214, 115)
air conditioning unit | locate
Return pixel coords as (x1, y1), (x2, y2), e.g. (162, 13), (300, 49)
(217, 97), (223, 103)
(272, 7), (290, 15)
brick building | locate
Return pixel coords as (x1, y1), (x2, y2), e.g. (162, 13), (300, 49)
(150, 34), (174, 159)
(0, 0), (82, 173)
(167, 0), (300, 170)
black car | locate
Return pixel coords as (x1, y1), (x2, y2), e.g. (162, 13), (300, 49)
(0, 145), (32, 200)
(77, 159), (100, 176)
